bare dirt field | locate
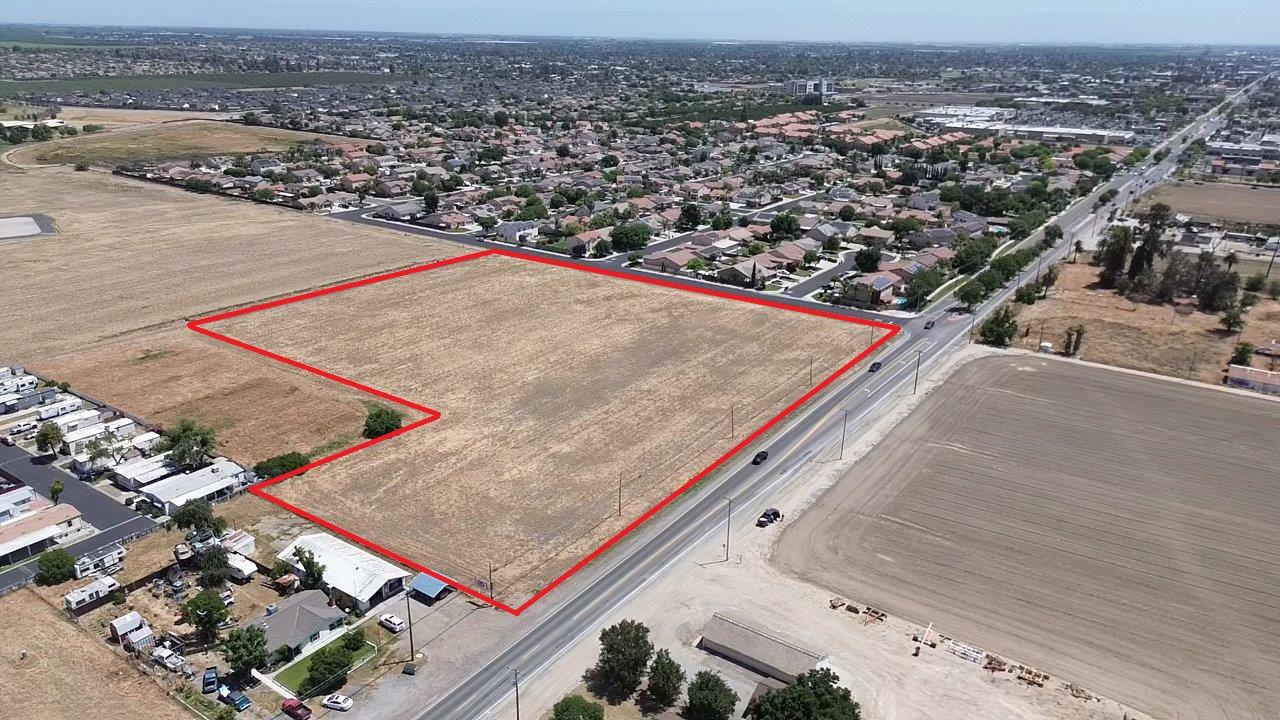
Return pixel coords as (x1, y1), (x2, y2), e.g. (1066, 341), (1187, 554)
(1140, 181), (1280, 226)
(0, 588), (189, 720)
(0, 167), (459, 461)
(1010, 260), (1280, 385)
(776, 355), (1280, 720)
(7, 119), (352, 166)
(209, 252), (890, 605)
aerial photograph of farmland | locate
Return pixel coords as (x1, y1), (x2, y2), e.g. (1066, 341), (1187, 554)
(1, 4), (1278, 720)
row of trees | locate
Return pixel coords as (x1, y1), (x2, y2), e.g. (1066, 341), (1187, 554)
(569, 619), (861, 719)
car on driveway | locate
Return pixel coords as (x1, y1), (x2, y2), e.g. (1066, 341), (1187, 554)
(322, 694), (354, 712)
(756, 508), (784, 527)
(281, 699), (313, 720)
(379, 613), (407, 634)
(751, 451), (769, 465)
(201, 667), (219, 693)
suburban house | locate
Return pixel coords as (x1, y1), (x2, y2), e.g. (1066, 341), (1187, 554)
(643, 247), (700, 273)
(277, 533), (410, 613)
(253, 589), (348, 661)
(842, 271), (902, 309)
(497, 220), (540, 244)
(375, 201), (424, 222)
(564, 228), (610, 256)
(718, 257), (782, 288)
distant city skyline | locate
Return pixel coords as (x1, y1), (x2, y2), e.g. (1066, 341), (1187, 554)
(4, 1), (1280, 46)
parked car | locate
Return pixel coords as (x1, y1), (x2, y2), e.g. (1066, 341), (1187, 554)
(379, 613), (407, 634)
(201, 667), (219, 693)
(151, 647), (185, 672)
(281, 699), (313, 720)
(0, 435), (12, 446)
(222, 690), (251, 712)
(869, 361), (883, 372)
(8, 421), (36, 436)
(322, 694), (354, 711)
(751, 451), (769, 465)
(756, 508), (784, 527)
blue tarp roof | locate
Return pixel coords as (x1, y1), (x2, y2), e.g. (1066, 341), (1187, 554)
(410, 573), (450, 598)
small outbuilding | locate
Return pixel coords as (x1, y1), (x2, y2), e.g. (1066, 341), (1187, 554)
(697, 613), (829, 684)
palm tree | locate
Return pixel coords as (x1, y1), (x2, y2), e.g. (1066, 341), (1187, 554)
(1224, 251), (1239, 271)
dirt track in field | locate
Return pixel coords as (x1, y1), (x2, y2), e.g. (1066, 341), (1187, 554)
(775, 355), (1280, 720)
(211, 253), (890, 604)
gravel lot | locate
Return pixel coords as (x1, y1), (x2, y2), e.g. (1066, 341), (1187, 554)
(776, 355), (1280, 720)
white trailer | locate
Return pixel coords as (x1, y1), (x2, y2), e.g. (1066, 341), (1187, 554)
(0, 375), (37, 394)
(51, 409), (101, 434)
(38, 398), (83, 421)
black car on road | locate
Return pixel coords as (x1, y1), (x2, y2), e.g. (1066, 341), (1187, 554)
(751, 451), (769, 465)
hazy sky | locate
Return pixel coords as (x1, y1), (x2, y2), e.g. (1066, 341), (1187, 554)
(4, 1), (1280, 45)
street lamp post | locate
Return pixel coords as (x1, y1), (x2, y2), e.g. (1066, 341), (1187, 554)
(724, 496), (732, 562)
(506, 666), (522, 720)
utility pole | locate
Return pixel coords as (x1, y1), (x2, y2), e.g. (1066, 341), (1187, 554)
(487, 561), (494, 599)
(912, 349), (924, 394)
(968, 309), (978, 343)
(808, 356), (814, 387)
(617, 471), (623, 516)
(838, 409), (849, 461)
(723, 496), (732, 562)
(506, 666), (521, 720)
(729, 405), (735, 439)
(405, 591), (416, 661)
(1266, 239), (1278, 279)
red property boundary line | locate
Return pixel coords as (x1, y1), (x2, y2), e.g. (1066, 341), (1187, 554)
(188, 247), (900, 615)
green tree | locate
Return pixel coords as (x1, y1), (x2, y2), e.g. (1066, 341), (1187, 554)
(678, 203), (703, 229)
(172, 499), (227, 536)
(610, 223), (654, 252)
(181, 590), (230, 642)
(1243, 273), (1266, 292)
(978, 305), (1019, 347)
(747, 668), (861, 720)
(34, 422), (63, 455)
(362, 404), (403, 439)
(593, 619), (654, 703)
(158, 419), (217, 469)
(552, 695), (605, 720)
(293, 547), (328, 591)
(904, 268), (945, 310)
(838, 205), (857, 222)
(1220, 302), (1247, 333)
(36, 549), (76, 585)
(341, 628), (367, 653)
(955, 280), (987, 309)
(252, 452), (309, 480)
(222, 624), (269, 679)
(302, 643), (353, 697)
(1230, 341), (1255, 366)
(685, 670), (738, 720)
(854, 247), (880, 273)
(770, 213), (801, 240)
(686, 258), (707, 272)
(200, 545), (230, 588)
(1097, 225), (1133, 288)
(49, 478), (65, 505)
(1042, 223), (1064, 247)
(422, 190), (440, 214)
(646, 648), (685, 710)
(710, 212), (733, 231)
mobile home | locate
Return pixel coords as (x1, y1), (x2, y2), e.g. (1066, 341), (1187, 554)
(64, 575), (121, 612)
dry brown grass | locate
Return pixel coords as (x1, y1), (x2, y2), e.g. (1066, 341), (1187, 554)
(8, 119), (351, 167)
(777, 355), (1280, 720)
(0, 167), (459, 462)
(211, 253), (889, 603)
(1141, 181), (1280, 226)
(1010, 260), (1280, 384)
(0, 588), (189, 720)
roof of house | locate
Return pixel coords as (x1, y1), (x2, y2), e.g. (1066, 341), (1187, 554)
(699, 613), (828, 681)
(142, 458), (245, 506)
(254, 589), (346, 652)
(278, 533), (409, 603)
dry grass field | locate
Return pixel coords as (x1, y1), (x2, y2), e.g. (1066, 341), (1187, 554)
(776, 355), (1280, 720)
(0, 167), (459, 462)
(1010, 260), (1280, 385)
(0, 588), (189, 720)
(210, 253), (889, 604)
(7, 119), (351, 167)
(1140, 181), (1280, 226)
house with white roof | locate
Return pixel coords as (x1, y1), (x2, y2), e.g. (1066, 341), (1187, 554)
(141, 458), (247, 515)
(276, 533), (409, 613)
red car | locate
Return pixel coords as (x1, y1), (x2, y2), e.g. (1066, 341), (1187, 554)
(281, 699), (313, 720)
